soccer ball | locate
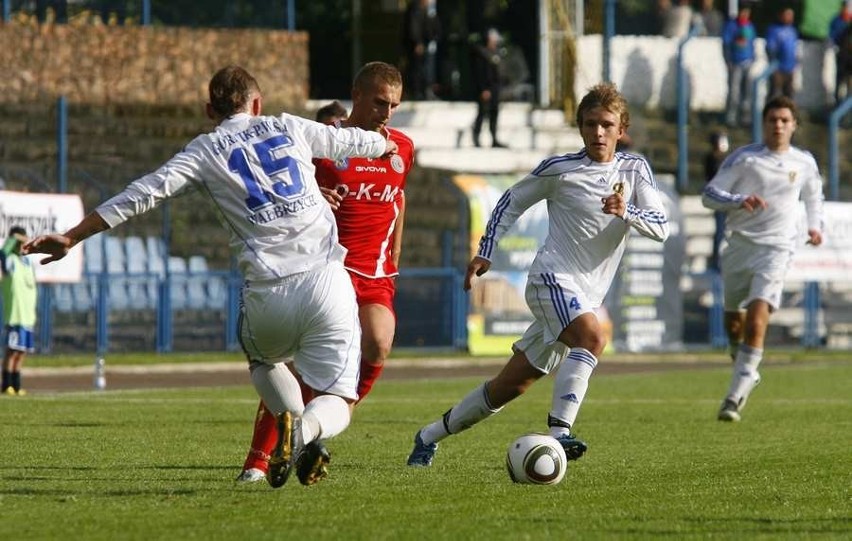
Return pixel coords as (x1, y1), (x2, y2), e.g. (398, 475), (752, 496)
(506, 433), (567, 485)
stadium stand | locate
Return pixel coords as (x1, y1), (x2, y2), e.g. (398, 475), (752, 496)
(52, 235), (221, 315)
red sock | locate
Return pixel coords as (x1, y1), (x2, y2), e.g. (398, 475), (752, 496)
(241, 401), (278, 473)
(356, 362), (385, 403)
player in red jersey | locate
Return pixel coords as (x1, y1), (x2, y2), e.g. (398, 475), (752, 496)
(237, 62), (414, 484)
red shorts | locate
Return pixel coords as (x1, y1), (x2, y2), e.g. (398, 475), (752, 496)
(348, 272), (396, 315)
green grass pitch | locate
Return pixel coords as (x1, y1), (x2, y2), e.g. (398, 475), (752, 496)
(1, 359), (849, 540)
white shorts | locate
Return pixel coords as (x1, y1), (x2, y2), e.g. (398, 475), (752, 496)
(239, 261), (361, 400)
(513, 272), (594, 374)
(721, 236), (792, 312)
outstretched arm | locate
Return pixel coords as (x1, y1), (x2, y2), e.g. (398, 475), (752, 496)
(22, 212), (110, 265)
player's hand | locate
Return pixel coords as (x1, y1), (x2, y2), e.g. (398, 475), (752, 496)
(464, 256), (491, 291)
(21, 234), (75, 265)
(601, 193), (626, 217)
(380, 139), (398, 158)
(320, 186), (344, 210)
(806, 229), (823, 246)
(740, 194), (767, 212)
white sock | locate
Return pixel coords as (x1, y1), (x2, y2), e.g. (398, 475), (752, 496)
(726, 344), (762, 404)
(549, 347), (597, 437)
(301, 394), (350, 443)
(420, 382), (502, 445)
(249, 361), (305, 416)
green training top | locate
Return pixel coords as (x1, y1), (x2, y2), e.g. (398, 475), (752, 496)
(1, 238), (38, 327)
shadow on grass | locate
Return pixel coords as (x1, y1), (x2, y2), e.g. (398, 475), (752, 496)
(0, 486), (198, 497)
(604, 516), (852, 536)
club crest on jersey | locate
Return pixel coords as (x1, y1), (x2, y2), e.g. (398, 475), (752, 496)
(390, 154), (405, 174)
(334, 158), (349, 171)
(789, 171), (797, 183)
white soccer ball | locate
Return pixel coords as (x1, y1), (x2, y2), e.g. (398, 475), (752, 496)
(506, 433), (567, 485)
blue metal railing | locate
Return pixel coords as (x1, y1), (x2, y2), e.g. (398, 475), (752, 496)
(602, 0), (616, 83)
(40, 267), (466, 353)
(802, 282), (821, 348)
(751, 61), (779, 143)
(142, 0), (150, 25)
(396, 267), (467, 350)
(676, 26), (700, 193)
(827, 96), (852, 201)
(708, 271), (726, 348)
(56, 96), (68, 193)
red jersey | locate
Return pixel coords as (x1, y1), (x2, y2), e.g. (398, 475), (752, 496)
(314, 128), (414, 278)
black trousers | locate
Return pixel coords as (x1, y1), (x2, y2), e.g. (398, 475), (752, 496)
(473, 89), (500, 145)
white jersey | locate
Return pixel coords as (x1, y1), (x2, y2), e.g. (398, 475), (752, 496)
(702, 143), (824, 250)
(477, 150), (669, 307)
(95, 112), (387, 282)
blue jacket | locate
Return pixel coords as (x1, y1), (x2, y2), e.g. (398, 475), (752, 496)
(722, 18), (756, 66)
(829, 14), (849, 47)
(765, 23), (798, 73)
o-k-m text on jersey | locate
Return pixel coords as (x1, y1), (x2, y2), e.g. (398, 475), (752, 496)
(314, 128), (415, 278)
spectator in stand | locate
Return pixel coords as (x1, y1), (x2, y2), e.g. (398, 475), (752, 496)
(401, 0), (441, 100)
(693, 0), (724, 37)
(660, 0), (694, 39)
(722, 5), (757, 127)
(765, 8), (800, 101)
(471, 28), (507, 148)
(829, 2), (852, 104)
(35, 0), (67, 23)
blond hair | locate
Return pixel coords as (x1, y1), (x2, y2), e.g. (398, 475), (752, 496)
(576, 82), (630, 129)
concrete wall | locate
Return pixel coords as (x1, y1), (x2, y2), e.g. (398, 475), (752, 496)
(0, 24), (308, 108)
(576, 35), (839, 112)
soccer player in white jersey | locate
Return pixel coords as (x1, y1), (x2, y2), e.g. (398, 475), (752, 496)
(702, 95), (824, 422)
(22, 65), (398, 488)
(407, 82), (669, 467)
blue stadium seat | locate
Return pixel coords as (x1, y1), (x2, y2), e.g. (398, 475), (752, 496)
(105, 236), (126, 274)
(108, 278), (130, 311)
(146, 236), (164, 257)
(124, 236), (147, 273)
(73, 275), (95, 312)
(52, 284), (74, 313)
(186, 255), (208, 310)
(82, 237), (106, 274)
(145, 238), (166, 309)
(124, 236), (151, 309)
(101, 237), (128, 310)
(168, 256), (188, 310)
(206, 273), (228, 310)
